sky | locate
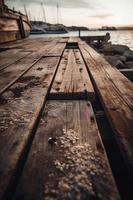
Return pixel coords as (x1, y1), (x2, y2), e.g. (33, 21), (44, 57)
(5, 0), (133, 28)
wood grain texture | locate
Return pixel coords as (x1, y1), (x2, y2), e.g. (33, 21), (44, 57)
(13, 101), (120, 200)
(47, 42), (67, 57)
(0, 56), (60, 200)
(0, 55), (38, 92)
(0, 38), (58, 51)
(50, 49), (95, 100)
(0, 50), (31, 71)
(0, 39), (68, 93)
(79, 42), (133, 178)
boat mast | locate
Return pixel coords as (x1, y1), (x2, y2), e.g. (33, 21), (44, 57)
(41, 2), (46, 23)
(24, 4), (28, 17)
(28, 10), (32, 21)
(57, 3), (59, 24)
(0, 0), (4, 12)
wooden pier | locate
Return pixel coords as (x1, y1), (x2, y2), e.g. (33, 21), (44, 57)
(0, 37), (133, 200)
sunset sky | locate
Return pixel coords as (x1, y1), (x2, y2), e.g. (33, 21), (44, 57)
(5, 0), (133, 27)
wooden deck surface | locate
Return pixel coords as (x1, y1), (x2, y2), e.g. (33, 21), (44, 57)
(13, 101), (120, 200)
(0, 37), (133, 200)
(50, 49), (95, 100)
(79, 42), (133, 177)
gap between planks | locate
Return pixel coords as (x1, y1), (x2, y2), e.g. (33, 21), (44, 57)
(0, 54), (64, 200)
(12, 100), (120, 200)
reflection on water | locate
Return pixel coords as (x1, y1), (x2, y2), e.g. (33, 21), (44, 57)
(30, 30), (133, 50)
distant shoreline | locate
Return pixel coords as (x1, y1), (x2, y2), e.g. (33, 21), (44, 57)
(30, 21), (133, 31)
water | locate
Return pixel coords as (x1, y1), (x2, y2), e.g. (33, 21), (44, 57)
(30, 30), (133, 50)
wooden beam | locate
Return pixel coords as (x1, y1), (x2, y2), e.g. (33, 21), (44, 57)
(0, 56), (61, 200)
(0, 38), (67, 52)
(79, 42), (133, 178)
(0, 39), (68, 94)
(47, 42), (67, 57)
(13, 101), (120, 200)
(50, 49), (95, 100)
(0, 49), (31, 71)
(0, 56), (40, 94)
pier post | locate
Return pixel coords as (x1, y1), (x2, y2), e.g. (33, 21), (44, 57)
(79, 29), (81, 37)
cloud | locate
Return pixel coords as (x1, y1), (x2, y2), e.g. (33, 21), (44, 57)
(88, 13), (113, 19)
(5, 0), (95, 9)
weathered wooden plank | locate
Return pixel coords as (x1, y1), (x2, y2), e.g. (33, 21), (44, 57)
(0, 38), (29, 50)
(79, 42), (133, 109)
(58, 38), (69, 43)
(13, 101), (120, 200)
(0, 40), (67, 94)
(74, 49), (95, 99)
(0, 39), (55, 72)
(0, 40), (34, 51)
(19, 38), (68, 58)
(50, 49), (95, 100)
(79, 42), (133, 178)
(68, 37), (79, 43)
(0, 38), (63, 54)
(0, 38), (52, 51)
(16, 39), (64, 57)
(0, 50), (31, 70)
(0, 56), (39, 93)
(19, 38), (59, 52)
(0, 56), (61, 200)
(47, 42), (67, 57)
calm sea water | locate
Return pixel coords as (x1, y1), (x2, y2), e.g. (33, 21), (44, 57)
(30, 30), (133, 50)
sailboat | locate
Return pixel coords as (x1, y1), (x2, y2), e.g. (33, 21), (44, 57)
(0, 0), (31, 43)
(42, 3), (68, 34)
(31, 2), (68, 35)
(43, 24), (68, 34)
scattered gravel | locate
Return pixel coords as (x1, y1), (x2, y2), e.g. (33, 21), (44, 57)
(43, 128), (104, 200)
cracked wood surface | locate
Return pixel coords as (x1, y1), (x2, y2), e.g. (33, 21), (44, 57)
(13, 101), (120, 200)
(79, 41), (133, 178)
(50, 49), (95, 100)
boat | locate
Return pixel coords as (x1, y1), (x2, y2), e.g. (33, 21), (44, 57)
(30, 27), (47, 34)
(30, 3), (68, 35)
(43, 24), (68, 34)
(98, 26), (117, 31)
(0, 0), (31, 43)
(30, 29), (46, 35)
(31, 23), (68, 35)
(43, 3), (68, 34)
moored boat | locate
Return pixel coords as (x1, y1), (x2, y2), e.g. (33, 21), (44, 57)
(30, 27), (47, 34)
(0, 0), (31, 43)
(31, 23), (68, 35)
(43, 25), (68, 34)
